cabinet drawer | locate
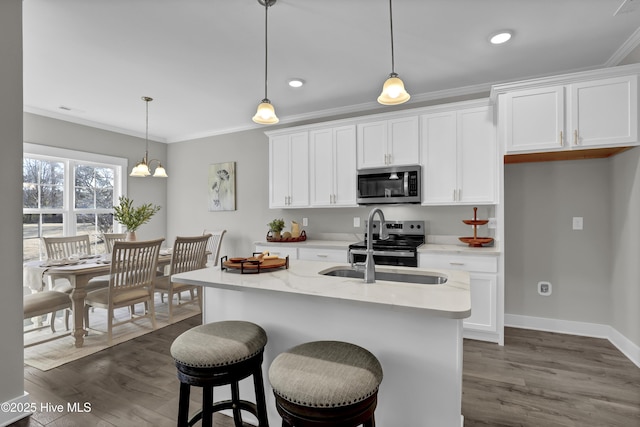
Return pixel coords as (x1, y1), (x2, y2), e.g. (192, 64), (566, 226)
(255, 245), (298, 260)
(298, 247), (348, 263)
(419, 253), (498, 273)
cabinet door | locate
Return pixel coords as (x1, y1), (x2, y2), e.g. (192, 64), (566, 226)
(288, 132), (309, 207)
(420, 112), (457, 204)
(388, 116), (420, 165)
(333, 126), (357, 206)
(309, 129), (335, 207)
(504, 86), (565, 153)
(457, 106), (496, 204)
(269, 135), (291, 208)
(569, 75), (638, 148)
(463, 273), (497, 333)
(357, 121), (388, 168)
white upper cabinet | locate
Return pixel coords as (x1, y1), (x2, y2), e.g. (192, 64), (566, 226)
(504, 86), (565, 152)
(502, 74), (638, 153)
(309, 125), (357, 207)
(421, 105), (496, 205)
(569, 76), (638, 148)
(357, 116), (419, 168)
(269, 132), (309, 208)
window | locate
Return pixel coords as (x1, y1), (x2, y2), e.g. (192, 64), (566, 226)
(23, 143), (127, 261)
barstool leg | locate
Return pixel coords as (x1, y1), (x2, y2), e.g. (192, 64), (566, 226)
(364, 416), (376, 427)
(177, 382), (190, 427)
(230, 381), (244, 427)
(202, 385), (213, 427)
(252, 366), (269, 427)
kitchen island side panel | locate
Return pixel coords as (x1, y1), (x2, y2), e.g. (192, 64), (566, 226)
(203, 285), (463, 427)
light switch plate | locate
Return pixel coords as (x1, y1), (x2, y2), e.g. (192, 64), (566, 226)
(302, 218), (308, 227)
(353, 217), (361, 227)
(572, 217), (583, 230)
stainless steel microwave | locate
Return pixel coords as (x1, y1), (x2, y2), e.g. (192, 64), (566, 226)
(356, 165), (421, 205)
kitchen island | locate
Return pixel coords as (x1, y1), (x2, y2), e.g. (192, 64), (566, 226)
(172, 260), (470, 426)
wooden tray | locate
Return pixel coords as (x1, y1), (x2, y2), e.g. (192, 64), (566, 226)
(267, 230), (307, 242)
(221, 255), (289, 274)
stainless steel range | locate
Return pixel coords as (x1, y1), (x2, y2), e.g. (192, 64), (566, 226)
(348, 220), (425, 267)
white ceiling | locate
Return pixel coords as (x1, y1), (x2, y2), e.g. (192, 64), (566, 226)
(22, 0), (640, 143)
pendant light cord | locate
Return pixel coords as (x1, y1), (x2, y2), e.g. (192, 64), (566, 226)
(389, 0), (396, 75)
(263, 1), (269, 100)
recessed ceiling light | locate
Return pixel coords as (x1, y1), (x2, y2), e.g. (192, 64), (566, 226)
(489, 31), (513, 45)
(288, 78), (305, 88)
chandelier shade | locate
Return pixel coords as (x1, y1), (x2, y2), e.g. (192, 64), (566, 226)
(130, 96), (168, 178)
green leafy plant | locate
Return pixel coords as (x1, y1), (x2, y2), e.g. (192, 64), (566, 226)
(267, 218), (285, 233)
(113, 196), (161, 232)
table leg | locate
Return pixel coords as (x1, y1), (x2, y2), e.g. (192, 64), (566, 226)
(68, 277), (88, 348)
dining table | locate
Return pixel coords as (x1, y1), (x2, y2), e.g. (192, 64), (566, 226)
(24, 252), (172, 348)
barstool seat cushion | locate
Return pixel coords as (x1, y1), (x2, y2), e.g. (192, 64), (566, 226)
(170, 321), (267, 368)
(269, 341), (383, 409)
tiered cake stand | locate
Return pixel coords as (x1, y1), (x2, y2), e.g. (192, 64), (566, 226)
(459, 207), (494, 247)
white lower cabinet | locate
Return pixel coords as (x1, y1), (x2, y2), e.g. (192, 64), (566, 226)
(419, 252), (501, 343)
(254, 244), (348, 263)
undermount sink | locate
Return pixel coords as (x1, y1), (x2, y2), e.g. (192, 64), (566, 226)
(319, 267), (447, 285)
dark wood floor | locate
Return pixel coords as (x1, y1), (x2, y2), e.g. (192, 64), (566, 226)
(14, 319), (640, 427)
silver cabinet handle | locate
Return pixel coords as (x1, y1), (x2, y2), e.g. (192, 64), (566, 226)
(574, 130), (579, 145)
(449, 262), (465, 266)
(560, 131), (563, 146)
(453, 189), (456, 201)
(388, 153), (392, 165)
(316, 254), (328, 258)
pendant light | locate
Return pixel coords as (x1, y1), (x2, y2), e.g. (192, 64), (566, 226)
(252, 0), (279, 124)
(377, 0), (410, 105)
(130, 96), (168, 178)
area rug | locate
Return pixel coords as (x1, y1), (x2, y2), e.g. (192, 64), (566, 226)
(23, 294), (201, 371)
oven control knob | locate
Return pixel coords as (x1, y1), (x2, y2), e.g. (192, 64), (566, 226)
(410, 224), (414, 229)
(416, 224), (421, 229)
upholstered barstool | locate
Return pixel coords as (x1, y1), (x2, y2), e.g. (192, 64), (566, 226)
(268, 341), (383, 427)
(170, 321), (269, 427)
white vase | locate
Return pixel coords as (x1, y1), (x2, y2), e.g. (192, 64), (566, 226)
(125, 231), (137, 241)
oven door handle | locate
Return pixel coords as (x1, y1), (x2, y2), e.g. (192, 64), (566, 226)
(349, 249), (415, 258)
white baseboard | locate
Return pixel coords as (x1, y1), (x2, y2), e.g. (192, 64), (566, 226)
(505, 314), (640, 368)
(0, 392), (31, 427)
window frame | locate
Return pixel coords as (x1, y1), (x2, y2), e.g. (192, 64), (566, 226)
(23, 143), (128, 251)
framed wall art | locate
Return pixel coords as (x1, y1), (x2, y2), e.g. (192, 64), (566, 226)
(208, 161), (236, 211)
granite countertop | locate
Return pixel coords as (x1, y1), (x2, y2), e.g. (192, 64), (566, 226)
(172, 260), (471, 319)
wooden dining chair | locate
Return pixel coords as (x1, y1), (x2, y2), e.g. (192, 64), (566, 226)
(102, 232), (127, 253)
(23, 290), (71, 347)
(154, 234), (210, 322)
(203, 229), (226, 267)
(84, 238), (164, 345)
(43, 234), (93, 293)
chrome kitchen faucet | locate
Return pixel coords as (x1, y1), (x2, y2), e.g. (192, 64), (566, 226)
(350, 207), (389, 283)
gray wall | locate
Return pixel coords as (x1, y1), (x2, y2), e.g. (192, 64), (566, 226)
(504, 147), (640, 346)
(166, 126), (496, 258)
(610, 147), (640, 345)
(23, 113), (169, 242)
(0, 0), (26, 419)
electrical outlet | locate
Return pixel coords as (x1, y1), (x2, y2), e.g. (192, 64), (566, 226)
(302, 218), (308, 227)
(488, 218), (497, 229)
(353, 217), (361, 227)
(538, 281), (552, 296)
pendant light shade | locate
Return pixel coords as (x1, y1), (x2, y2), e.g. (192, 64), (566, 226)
(130, 96), (168, 178)
(378, 0), (410, 105)
(253, 0), (279, 125)
(253, 99), (279, 124)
